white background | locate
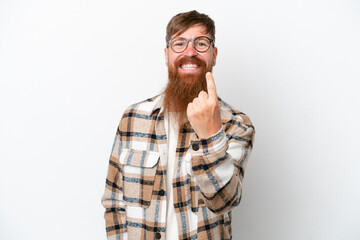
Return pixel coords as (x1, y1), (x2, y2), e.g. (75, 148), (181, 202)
(1, 0), (359, 239)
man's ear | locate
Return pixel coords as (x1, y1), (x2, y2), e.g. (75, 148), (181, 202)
(164, 47), (169, 65)
(212, 47), (218, 66)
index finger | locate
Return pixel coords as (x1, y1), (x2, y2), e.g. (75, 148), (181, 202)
(206, 72), (217, 99)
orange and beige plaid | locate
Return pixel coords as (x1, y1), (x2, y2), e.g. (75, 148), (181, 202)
(102, 94), (255, 240)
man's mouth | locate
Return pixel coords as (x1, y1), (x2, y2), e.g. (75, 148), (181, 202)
(180, 64), (200, 70)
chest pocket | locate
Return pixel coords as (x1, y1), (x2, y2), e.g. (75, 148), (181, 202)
(119, 149), (160, 208)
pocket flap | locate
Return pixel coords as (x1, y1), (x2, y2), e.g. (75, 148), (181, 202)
(119, 149), (159, 168)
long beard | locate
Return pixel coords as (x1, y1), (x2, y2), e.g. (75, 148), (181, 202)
(163, 56), (212, 124)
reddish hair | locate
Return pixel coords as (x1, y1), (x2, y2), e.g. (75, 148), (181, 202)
(166, 10), (216, 44)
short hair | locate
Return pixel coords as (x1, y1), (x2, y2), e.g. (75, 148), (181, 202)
(166, 10), (215, 44)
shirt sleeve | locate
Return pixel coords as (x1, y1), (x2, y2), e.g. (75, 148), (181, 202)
(190, 114), (255, 214)
(101, 123), (128, 240)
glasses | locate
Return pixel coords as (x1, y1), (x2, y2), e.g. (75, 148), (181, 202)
(167, 36), (214, 53)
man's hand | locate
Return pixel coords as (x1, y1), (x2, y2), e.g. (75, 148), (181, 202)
(187, 72), (222, 139)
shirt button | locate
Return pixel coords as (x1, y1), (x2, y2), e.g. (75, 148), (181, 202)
(192, 143), (199, 151)
(155, 232), (161, 239)
(159, 190), (165, 196)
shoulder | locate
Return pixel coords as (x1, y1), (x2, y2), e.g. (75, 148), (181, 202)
(122, 94), (162, 117)
(218, 97), (255, 148)
(118, 94), (162, 127)
(218, 97), (253, 127)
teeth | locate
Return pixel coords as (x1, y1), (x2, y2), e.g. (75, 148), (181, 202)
(181, 64), (198, 69)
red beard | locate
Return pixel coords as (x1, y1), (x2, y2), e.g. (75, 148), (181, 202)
(163, 56), (213, 124)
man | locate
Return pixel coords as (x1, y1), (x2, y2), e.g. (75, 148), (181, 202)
(102, 10), (255, 240)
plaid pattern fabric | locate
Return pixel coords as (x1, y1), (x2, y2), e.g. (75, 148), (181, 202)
(102, 94), (255, 240)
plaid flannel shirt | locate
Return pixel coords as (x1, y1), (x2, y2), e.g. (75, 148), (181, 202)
(102, 94), (254, 240)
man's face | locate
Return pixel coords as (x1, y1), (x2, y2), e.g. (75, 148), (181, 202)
(165, 25), (218, 83)
(163, 24), (218, 123)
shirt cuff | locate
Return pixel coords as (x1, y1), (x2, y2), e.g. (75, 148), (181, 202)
(189, 126), (227, 157)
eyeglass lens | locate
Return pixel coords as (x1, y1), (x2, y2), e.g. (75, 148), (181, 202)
(171, 37), (211, 53)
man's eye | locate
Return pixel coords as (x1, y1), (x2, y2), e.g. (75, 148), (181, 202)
(196, 41), (208, 47)
(174, 42), (184, 47)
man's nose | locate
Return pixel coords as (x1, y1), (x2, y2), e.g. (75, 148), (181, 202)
(184, 41), (198, 57)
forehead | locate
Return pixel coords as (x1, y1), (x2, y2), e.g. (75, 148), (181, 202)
(173, 25), (209, 39)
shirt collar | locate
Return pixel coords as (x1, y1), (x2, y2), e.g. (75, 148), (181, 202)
(150, 93), (165, 116)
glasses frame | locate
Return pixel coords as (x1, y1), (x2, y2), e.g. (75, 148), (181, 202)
(167, 36), (215, 53)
